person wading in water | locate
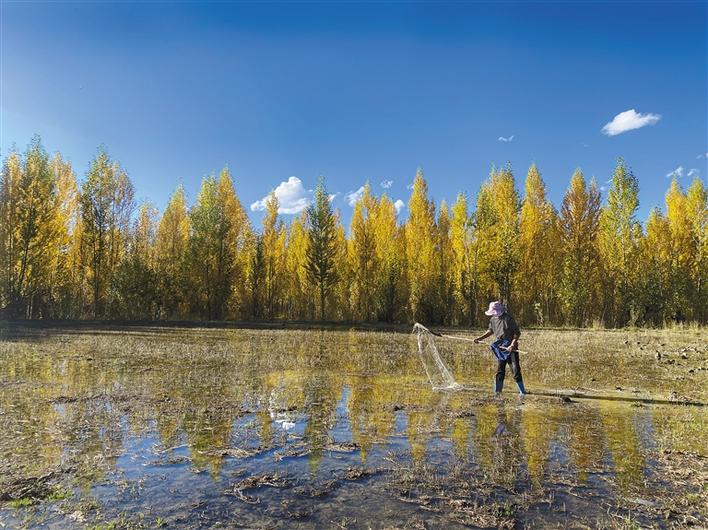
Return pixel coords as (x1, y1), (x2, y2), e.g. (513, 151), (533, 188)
(473, 301), (526, 396)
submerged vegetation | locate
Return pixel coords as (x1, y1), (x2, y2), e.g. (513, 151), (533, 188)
(1, 137), (706, 326)
(0, 325), (706, 528)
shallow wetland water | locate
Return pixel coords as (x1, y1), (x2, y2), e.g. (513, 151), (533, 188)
(0, 325), (706, 529)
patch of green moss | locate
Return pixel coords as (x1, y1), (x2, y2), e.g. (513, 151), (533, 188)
(8, 497), (35, 508)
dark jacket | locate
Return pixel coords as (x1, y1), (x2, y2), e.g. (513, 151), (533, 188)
(488, 312), (521, 341)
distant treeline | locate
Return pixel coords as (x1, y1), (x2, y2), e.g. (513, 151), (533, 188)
(0, 136), (705, 327)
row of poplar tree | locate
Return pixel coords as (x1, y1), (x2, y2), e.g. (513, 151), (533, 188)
(0, 137), (705, 326)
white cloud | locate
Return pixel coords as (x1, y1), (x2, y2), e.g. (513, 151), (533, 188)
(250, 176), (311, 214)
(697, 152), (708, 159)
(345, 186), (366, 207)
(406, 182), (414, 190)
(328, 192), (339, 203)
(688, 168), (700, 178)
(498, 135), (514, 142)
(600, 186), (607, 192)
(394, 199), (405, 214)
(666, 166), (684, 179)
(602, 109), (661, 136)
(380, 179), (393, 189)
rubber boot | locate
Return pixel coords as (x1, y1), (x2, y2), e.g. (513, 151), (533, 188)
(516, 381), (526, 395)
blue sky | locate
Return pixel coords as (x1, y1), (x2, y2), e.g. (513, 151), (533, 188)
(1, 1), (706, 226)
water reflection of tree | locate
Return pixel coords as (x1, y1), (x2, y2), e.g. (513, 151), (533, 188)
(0, 350), (125, 487)
(147, 362), (257, 476)
(346, 376), (397, 462)
(302, 379), (340, 472)
(520, 403), (561, 488)
(446, 393), (473, 462)
(598, 401), (647, 493)
(3, 329), (699, 502)
(405, 387), (444, 464)
(345, 329), (426, 461)
(566, 405), (605, 484)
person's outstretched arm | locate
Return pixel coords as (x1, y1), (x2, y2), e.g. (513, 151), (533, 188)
(474, 330), (493, 343)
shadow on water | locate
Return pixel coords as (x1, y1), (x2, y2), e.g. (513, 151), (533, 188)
(526, 389), (706, 407)
(0, 326), (706, 528)
(449, 386), (707, 407)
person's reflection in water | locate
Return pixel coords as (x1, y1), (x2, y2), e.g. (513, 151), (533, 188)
(475, 400), (525, 489)
(493, 414), (509, 437)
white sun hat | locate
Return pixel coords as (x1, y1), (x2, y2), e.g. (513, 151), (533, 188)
(484, 301), (505, 317)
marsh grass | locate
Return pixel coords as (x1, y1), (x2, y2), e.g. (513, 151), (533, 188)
(8, 497), (35, 509)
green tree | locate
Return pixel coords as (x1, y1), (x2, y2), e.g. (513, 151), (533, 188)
(598, 158), (642, 326)
(110, 202), (159, 319)
(305, 178), (339, 320)
(188, 169), (250, 320)
(80, 148), (135, 317)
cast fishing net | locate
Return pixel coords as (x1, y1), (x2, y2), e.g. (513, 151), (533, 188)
(412, 323), (461, 391)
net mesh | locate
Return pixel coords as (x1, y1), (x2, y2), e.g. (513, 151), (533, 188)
(412, 323), (461, 391)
